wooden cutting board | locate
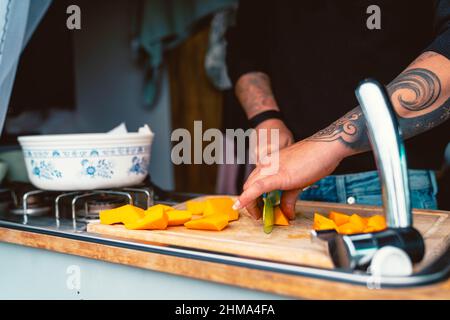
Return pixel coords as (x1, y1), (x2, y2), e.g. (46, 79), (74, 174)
(87, 196), (450, 270)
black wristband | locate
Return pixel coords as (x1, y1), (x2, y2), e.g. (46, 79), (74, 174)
(248, 110), (283, 128)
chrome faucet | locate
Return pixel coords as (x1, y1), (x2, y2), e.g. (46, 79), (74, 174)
(328, 79), (425, 270)
(355, 80), (412, 228)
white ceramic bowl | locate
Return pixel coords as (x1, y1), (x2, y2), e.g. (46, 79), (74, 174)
(18, 132), (154, 191)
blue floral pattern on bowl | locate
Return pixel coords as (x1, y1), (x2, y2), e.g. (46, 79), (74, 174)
(21, 143), (151, 190)
(81, 159), (114, 179)
(129, 156), (149, 175)
(23, 146), (150, 159)
(90, 149), (100, 157)
(30, 160), (63, 180)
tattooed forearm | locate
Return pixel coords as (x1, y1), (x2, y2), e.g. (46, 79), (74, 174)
(308, 108), (370, 151)
(400, 98), (450, 137)
(307, 62), (450, 153)
(235, 72), (279, 119)
(388, 68), (441, 112)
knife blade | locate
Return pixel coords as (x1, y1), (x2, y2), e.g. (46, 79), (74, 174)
(263, 191), (281, 234)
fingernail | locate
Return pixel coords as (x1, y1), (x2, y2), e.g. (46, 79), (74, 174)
(232, 200), (241, 210)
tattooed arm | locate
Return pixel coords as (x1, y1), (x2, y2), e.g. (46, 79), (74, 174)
(307, 51), (450, 155)
(235, 72), (294, 169)
(234, 52), (450, 219)
(235, 72), (280, 118)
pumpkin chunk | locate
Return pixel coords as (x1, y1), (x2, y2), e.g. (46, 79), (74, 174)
(337, 222), (364, 235)
(313, 213), (337, 231)
(329, 211), (350, 226)
(145, 204), (166, 216)
(167, 210), (192, 226)
(125, 207), (168, 230)
(146, 204), (174, 214)
(367, 215), (387, 231)
(100, 204), (145, 225)
(349, 214), (367, 230)
(274, 207), (289, 226)
(312, 211), (388, 235)
(203, 197), (239, 221)
(363, 226), (377, 233)
(186, 200), (205, 215)
(184, 214), (229, 231)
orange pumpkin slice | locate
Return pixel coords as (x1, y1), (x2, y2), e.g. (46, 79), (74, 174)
(329, 211), (350, 226)
(167, 210), (192, 226)
(349, 214), (367, 230)
(363, 226), (377, 233)
(313, 213), (337, 231)
(146, 204), (174, 214)
(186, 200), (206, 215)
(337, 222), (364, 235)
(367, 215), (387, 231)
(100, 204), (145, 225)
(274, 207), (289, 226)
(184, 213), (229, 231)
(203, 197), (239, 221)
(125, 206), (168, 230)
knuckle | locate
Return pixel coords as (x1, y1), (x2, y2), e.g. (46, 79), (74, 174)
(254, 179), (265, 190)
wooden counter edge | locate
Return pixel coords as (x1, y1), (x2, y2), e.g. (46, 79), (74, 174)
(0, 227), (449, 300)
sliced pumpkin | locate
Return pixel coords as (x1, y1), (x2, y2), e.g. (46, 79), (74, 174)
(349, 214), (367, 230)
(167, 210), (192, 226)
(313, 213), (337, 231)
(186, 200), (205, 215)
(367, 215), (387, 231)
(125, 206), (168, 230)
(363, 226), (377, 233)
(337, 223), (355, 235)
(329, 211), (350, 226)
(312, 211), (387, 235)
(146, 204), (174, 214)
(337, 222), (364, 235)
(203, 197), (239, 221)
(100, 204), (145, 225)
(184, 213), (229, 231)
(274, 207), (289, 226)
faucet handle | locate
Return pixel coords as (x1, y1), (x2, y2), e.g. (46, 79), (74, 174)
(328, 80), (425, 270)
(355, 79), (412, 228)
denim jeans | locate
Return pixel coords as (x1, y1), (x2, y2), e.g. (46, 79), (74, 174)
(300, 170), (438, 210)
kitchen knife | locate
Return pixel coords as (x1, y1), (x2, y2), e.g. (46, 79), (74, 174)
(263, 191), (281, 234)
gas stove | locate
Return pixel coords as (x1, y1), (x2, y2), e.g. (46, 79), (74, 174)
(0, 181), (196, 232)
(0, 183), (154, 232)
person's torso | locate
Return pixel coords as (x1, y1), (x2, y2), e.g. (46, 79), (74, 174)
(264, 0), (448, 172)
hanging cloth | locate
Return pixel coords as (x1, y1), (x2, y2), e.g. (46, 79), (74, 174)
(0, 0), (51, 135)
(137, 0), (237, 107)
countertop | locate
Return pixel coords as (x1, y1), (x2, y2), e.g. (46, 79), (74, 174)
(1, 219), (450, 299)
